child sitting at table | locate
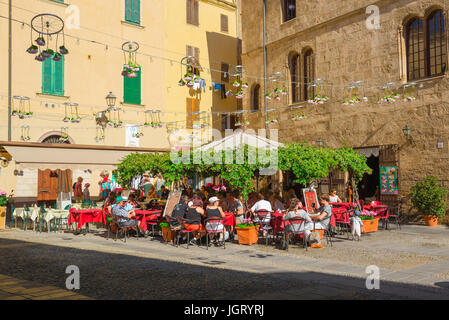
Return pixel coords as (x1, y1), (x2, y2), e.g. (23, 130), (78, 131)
(350, 210), (364, 241)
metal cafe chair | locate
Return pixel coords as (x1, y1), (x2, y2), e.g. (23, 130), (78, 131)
(386, 204), (401, 230)
(372, 205), (389, 230)
(204, 217), (226, 250)
(177, 217), (203, 249)
(165, 216), (181, 247)
(282, 217), (307, 251)
(9, 204), (15, 229)
(254, 210), (273, 246)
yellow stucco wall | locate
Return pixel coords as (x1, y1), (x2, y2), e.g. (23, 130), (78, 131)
(0, 0), (239, 199)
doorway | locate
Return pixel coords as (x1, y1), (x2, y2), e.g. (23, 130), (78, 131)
(357, 155), (380, 201)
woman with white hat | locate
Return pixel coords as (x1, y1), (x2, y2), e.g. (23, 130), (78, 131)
(206, 196), (226, 246)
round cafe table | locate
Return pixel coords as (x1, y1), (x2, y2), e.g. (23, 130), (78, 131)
(134, 209), (162, 231)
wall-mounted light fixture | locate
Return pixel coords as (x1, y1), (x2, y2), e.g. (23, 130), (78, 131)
(437, 138), (444, 149)
(316, 138), (324, 148)
(402, 125), (413, 144)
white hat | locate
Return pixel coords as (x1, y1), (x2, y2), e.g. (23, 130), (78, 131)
(209, 196), (219, 204)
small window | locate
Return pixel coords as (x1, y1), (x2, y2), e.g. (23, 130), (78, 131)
(186, 98), (200, 128)
(221, 114), (236, 130)
(221, 14), (229, 33)
(221, 63), (229, 82)
(186, 45), (201, 74)
(303, 49), (314, 101)
(281, 0), (296, 23)
(289, 53), (300, 103)
(125, 0), (140, 25)
(187, 0), (199, 26)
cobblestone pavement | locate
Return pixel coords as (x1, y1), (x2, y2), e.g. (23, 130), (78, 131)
(0, 225), (449, 300)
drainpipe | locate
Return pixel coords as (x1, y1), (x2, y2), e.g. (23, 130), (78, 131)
(8, 0), (12, 141)
(263, 0), (268, 135)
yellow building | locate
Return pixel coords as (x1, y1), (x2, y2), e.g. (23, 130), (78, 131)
(0, 0), (239, 206)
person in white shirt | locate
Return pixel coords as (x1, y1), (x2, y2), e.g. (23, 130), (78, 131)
(329, 189), (342, 203)
(251, 193), (272, 224)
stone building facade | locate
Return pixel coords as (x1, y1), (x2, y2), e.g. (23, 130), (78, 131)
(240, 0), (449, 217)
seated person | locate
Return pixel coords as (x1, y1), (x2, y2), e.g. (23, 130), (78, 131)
(250, 193), (272, 224)
(217, 192), (229, 212)
(329, 189), (343, 203)
(246, 192), (258, 209)
(269, 192), (285, 212)
(283, 198), (312, 234)
(184, 196), (206, 245)
(127, 193), (141, 209)
(146, 186), (158, 199)
(169, 195), (189, 230)
(226, 191), (244, 225)
(112, 196), (146, 236)
(305, 194), (333, 239)
(160, 186), (170, 200)
(205, 196), (226, 245)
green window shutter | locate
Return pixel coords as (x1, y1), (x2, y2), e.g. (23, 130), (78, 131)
(125, 0), (140, 24)
(124, 68), (141, 105)
(42, 58), (52, 94)
(53, 56), (64, 96)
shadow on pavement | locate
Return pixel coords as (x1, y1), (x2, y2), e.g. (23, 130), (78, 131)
(0, 238), (448, 300)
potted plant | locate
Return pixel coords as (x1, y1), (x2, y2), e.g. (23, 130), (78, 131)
(226, 90), (233, 97)
(235, 219), (258, 245)
(26, 45), (38, 54)
(0, 190), (8, 229)
(233, 80), (240, 88)
(53, 52), (63, 61)
(194, 75), (201, 83)
(359, 210), (379, 233)
(42, 49), (54, 58)
(160, 222), (174, 242)
(25, 112), (33, 118)
(35, 36), (45, 46)
(274, 95), (281, 101)
(59, 45), (69, 55)
(410, 176), (448, 226)
(178, 79), (186, 86)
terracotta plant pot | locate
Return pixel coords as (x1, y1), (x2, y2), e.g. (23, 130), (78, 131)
(361, 218), (379, 233)
(0, 207), (5, 230)
(423, 215), (439, 227)
(311, 229), (324, 239)
(161, 226), (174, 242)
(235, 226), (258, 245)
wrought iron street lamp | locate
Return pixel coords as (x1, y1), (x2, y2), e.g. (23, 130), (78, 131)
(106, 92), (116, 108)
(316, 138), (324, 148)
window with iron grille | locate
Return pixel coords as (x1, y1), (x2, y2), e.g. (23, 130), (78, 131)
(187, 0), (199, 26)
(221, 63), (229, 82)
(405, 10), (447, 81)
(281, 0), (296, 23)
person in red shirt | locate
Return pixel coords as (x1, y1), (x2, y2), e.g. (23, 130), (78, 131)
(73, 177), (83, 203)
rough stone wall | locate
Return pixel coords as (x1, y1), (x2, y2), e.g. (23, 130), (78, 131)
(241, 0), (449, 219)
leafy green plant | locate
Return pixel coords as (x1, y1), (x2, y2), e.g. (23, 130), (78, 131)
(0, 190), (8, 206)
(410, 176), (448, 218)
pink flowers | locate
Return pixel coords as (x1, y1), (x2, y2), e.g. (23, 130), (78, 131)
(0, 190), (7, 196)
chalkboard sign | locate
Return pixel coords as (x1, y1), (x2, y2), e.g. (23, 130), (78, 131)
(163, 190), (182, 217)
(302, 188), (319, 213)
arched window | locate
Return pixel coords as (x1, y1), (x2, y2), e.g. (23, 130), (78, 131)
(281, 0), (296, 23)
(406, 18), (425, 80)
(41, 135), (70, 144)
(405, 10), (446, 81)
(251, 84), (260, 112)
(427, 10), (447, 76)
(303, 49), (314, 101)
(289, 53), (300, 103)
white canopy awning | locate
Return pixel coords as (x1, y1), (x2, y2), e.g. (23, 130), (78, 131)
(197, 131), (285, 152)
(357, 147), (379, 158)
(2, 142), (169, 171)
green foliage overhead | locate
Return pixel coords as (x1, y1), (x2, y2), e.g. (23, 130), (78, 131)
(116, 143), (371, 200)
(410, 176), (448, 218)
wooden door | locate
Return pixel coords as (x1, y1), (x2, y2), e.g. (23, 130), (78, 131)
(379, 145), (400, 206)
(37, 169), (58, 201)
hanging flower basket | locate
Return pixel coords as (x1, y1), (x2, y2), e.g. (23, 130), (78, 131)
(183, 74), (192, 82)
(241, 83), (249, 89)
(63, 117), (70, 123)
(59, 45), (69, 55)
(18, 111), (25, 119)
(25, 112), (33, 118)
(35, 54), (47, 62)
(235, 89), (244, 99)
(194, 76), (201, 84)
(52, 53), (63, 61)
(308, 94), (329, 105)
(158, 123), (164, 128)
(75, 116), (81, 123)
(107, 121), (115, 127)
(186, 81), (194, 88)
(362, 96), (368, 102)
(281, 89), (288, 96)
(35, 37), (45, 46)
(265, 93), (272, 100)
(274, 88), (281, 94)
(178, 79), (186, 87)
(11, 110), (18, 116)
(233, 80), (240, 88)
(226, 90), (233, 97)
(26, 45), (38, 54)
(274, 95), (281, 101)
(144, 122), (150, 127)
(42, 49), (54, 58)
(201, 123), (209, 129)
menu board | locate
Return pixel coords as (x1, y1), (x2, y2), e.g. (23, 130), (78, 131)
(380, 166), (398, 195)
(302, 188), (319, 213)
(162, 190), (182, 217)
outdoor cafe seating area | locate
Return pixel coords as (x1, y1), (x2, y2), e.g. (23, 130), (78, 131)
(5, 188), (402, 251)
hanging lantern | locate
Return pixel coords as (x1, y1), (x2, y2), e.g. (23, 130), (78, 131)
(29, 14), (67, 62)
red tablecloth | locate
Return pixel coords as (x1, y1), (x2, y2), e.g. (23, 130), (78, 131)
(332, 203), (353, 210)
(224, 212), (236, 227)
(271, 211), (285, 234)
(68, 208), (106, 230)
(134, 209), (162, 231)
